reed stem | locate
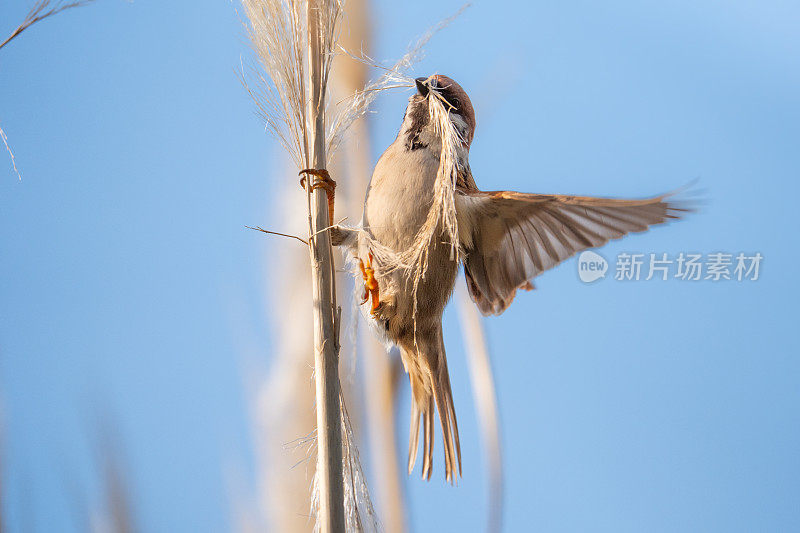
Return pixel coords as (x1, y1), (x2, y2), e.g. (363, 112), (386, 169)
(306, 2), (345, 531)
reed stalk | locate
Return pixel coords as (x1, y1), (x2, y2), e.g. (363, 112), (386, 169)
(305, 2), (345, 531)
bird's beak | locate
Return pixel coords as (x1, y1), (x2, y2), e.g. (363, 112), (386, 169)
(415, 77), (430, 97)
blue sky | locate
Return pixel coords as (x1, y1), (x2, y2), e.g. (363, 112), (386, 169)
(1, 0), (799, 531)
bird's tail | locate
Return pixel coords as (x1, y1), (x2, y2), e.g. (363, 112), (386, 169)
(401, 334), (461, 483)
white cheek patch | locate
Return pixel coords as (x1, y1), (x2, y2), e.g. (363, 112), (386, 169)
(449, 114), (470, 143)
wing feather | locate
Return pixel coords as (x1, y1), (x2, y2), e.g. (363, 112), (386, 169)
(458, 189), (688, 315)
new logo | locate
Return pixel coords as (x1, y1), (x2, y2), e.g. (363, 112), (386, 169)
(577, 250), (607, 283)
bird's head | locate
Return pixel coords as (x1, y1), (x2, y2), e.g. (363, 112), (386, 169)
(400, 74), (476, 151)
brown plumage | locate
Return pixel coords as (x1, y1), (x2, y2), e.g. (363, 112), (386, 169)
(458, 189), (686, 315)
(333, 74), (688, 482)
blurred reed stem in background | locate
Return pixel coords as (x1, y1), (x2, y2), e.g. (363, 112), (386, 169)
(456, 279), (504, 532)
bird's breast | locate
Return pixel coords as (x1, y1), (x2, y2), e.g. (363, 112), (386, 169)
(364, 143), (441, 251)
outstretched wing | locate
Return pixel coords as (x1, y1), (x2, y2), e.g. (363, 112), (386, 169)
(457, 189), (688, 315)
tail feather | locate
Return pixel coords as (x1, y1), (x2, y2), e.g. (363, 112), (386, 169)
(422, 397), (434, 480)
(432, 374), (460, 483)
(407, 401), (421, 475)
(439, 333), (462, 477)
(446, 387), (462, 476)
(400, 333), (462, 483)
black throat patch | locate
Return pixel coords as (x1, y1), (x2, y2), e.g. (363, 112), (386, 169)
(403, 102), (429, 151)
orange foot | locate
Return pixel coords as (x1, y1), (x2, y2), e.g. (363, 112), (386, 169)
(299, 168), (336, 226)
(359, 252), (380, 315)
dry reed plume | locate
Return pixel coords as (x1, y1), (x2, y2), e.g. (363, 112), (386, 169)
(1, 0), (100, 179)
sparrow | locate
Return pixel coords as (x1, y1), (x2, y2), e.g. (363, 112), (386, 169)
(332, 74), (687, 482)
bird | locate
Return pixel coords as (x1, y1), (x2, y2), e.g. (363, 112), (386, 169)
(330, 74), (688, 483)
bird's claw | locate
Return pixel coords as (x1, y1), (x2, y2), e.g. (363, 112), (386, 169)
(299, 168), (336, 226)
(359, 252), (380, 315)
